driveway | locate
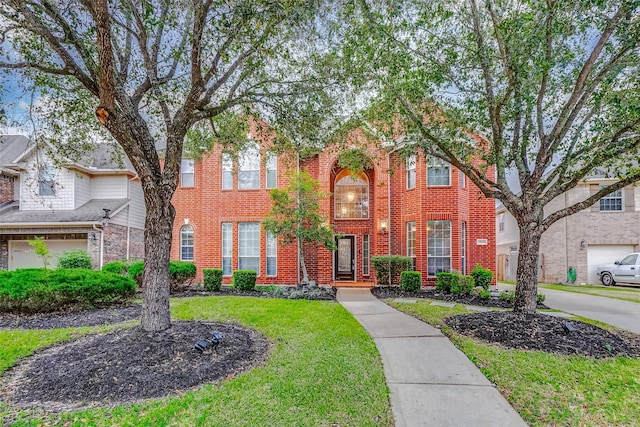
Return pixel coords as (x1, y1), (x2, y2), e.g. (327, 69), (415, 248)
(499, 284), (640, 334)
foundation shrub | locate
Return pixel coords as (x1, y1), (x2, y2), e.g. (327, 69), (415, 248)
(0, 269), (135, 314)
(470, 264), (494, 290)
(436, 272), (454, 292)
(203, 268), (223, 291)
(233, 270), (257, 291)
(400, 271), (422, 292)
(450, 274), (475, 294)
(372, 255), (413, 286)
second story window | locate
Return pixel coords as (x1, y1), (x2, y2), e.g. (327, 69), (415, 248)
(181, 159), (194, 188)
(406, 155), (416, 189)
(238, 142), (260, 189)
(334, 171), (369, 219)
(427, 157), (450, 186)
(266, 152), (277, 189)
(222, 153), (233, 190)
(38, 164), (56, 196)
(498, 213), (505, 232)
(600, 187), (622, 211)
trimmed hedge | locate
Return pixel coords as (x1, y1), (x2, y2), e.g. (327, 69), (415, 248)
(57, 249), (93, 269)
(450, 274), (475, 294)
(127, 260), (145, 286)
(0, 268), (136, 314)
(436, 272), (454, 292)
(372, 255), (413, 286)
(203, 268), (223, 291)
(102, 260), (134, 275)
(470, 264), (494, 290)
(126, 260), (196, 292)
(400, 271), (422, 292)
(233, 270), (257, 291)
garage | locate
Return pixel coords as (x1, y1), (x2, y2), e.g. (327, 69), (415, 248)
(587, 245), (635, 285)
(9, 239), (87, 270)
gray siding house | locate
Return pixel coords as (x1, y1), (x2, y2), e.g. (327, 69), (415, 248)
(0, 135), (145, 269)
(496, 178), (640, 285)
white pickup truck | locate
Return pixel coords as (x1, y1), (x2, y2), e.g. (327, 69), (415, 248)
(596, 253), (640, 286)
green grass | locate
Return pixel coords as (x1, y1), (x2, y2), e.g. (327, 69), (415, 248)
(539, 283), (640, 304)
(389, 299), (640, 426)
(1, 297), (392, 427)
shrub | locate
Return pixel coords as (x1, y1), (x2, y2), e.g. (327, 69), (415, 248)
(536, 293), (546, 304)
(57, 249), (93, 269)
(451, 275), (475, 295)
(400, 271), (422, 292)
(372, 255), (413, 286)
(233, 270), (257, 291)
(470, 264), (494, 290)
(127, 260), (145, 286)
(500, 289), (515, 302)
(203, 268), (223, 291)
(169, 261), (197, 291)
(102, 261), (129, 274)
(0, 269), (135, 314)
(477, 289), (491, 299)
(436, 272), (454, 292)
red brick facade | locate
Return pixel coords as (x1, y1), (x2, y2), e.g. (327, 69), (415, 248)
(171, 139), (496, 286)
(0, 174), (15, 203)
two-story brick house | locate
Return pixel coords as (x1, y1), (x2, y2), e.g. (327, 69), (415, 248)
(171, 131), (496, 286)
(496, 177), (640, 285)
(0, 135), (145, 269)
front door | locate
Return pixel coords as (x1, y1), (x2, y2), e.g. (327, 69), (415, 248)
(335, 236), (355, 281)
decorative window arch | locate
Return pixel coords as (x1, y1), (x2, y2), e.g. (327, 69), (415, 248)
(180, 225), (194, 261)
(334, 170), (369, 219)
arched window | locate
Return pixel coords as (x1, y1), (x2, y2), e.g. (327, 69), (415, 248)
(180, 225), (194, 261)
(334, 171), (369, 219)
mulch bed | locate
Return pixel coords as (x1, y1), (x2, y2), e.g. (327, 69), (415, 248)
(446, 312), (640, 358)
(172, 284), (337, 301)
(2, 321), (270, 413)
(371, 286), (548, 309)
(0, 304), (142, 330)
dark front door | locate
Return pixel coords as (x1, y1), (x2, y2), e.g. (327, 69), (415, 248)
(335, 236), (355, 281)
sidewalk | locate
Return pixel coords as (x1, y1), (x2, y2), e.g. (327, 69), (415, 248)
(337, 288), (526, 427)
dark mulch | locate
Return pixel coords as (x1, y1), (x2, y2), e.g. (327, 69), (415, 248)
(0, 304), (142, 330)
(172, 284), (336, 301)
(2, 321), (270, 412)
(446, 312), (640, 359)
(371, 286), (548, 309)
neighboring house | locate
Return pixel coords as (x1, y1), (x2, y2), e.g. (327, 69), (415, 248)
(496, 178), (640, 285)
(171, 128), (496, 286)
(0, 135), (145, 270)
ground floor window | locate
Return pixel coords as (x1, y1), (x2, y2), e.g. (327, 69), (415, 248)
(180, 225), (194, 261)
(266, 232), (277, 276)
(362, 234), (370, 276)
(239, 222), (260, 273)
(222, 222), (232, 276)
(428, 220), (451, 276)
(461, 221), (467, 275)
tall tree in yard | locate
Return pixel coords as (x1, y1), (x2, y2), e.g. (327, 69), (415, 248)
(263, 171), (337, 284)
(0, 0), (341, 331)
(348, 0), (640, 312)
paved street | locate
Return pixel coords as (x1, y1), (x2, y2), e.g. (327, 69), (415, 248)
(500, 284), (640, 334)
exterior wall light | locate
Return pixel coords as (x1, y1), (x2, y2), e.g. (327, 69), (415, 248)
(580, 240), (586, 249)
(380, 219), (388, 233)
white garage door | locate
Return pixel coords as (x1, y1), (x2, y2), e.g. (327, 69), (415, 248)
(9, 240), (87, 270)
(587, 245), (635, 285)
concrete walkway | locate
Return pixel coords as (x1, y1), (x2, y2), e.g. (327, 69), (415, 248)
(337, 288), (526, 427)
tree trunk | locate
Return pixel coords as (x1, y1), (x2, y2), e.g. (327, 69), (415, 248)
(298, 238), (309, 284)
(140, 192), (176, 332)
(513, 223), (543, 313)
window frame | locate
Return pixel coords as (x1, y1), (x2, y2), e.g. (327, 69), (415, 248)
(222, 153), (233, 190)
(362, 234), (370, 276)
(599, 187), (623, 212)
(427, 220), (452, 277)
(238, 222), (260, 274)
(461, 221), (467, 275)
(266, 152), (277, 189)
(222, 222), (232, 276)
(180, 224), (194, 261)
(498, 213), (505, 232)
(238, 143), (261, 190)
(266, 231), (277, 276)
(180, 159), (195, 188)
(334, 170), (370, 219)
(38, 164), (56, 197)
(406, 155), (416, 189)
(427, 157), (451, 187)
(406, 221), (416, 258)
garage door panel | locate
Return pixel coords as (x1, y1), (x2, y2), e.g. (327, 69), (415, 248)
(9, 240), (87, 270)
(587, 245), (635, 285)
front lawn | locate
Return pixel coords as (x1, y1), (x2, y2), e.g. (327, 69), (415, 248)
(1, 297), (393, 427)
(389, 299), (640, 426)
